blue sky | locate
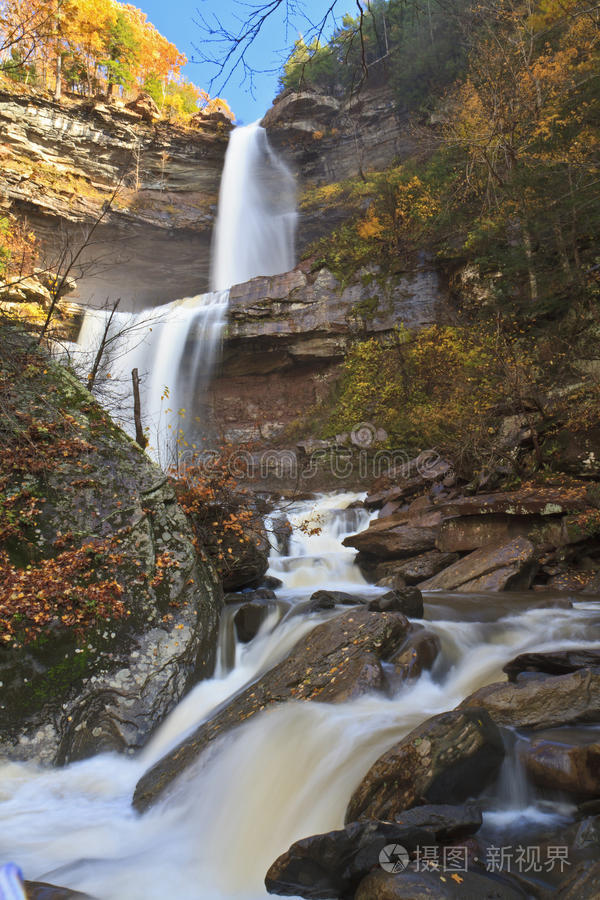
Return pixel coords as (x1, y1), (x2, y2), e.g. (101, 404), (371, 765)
(138, 0), (350, 123)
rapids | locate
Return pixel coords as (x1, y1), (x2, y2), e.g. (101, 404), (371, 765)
(1, 493), (600, 899)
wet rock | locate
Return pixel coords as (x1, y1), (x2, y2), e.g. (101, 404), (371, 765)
(419, 537), (536, 592)
(368, 587), (424, 618)
(364, 479), (426, 511)
(519, 727), (600, 795)
(503, 650), (600, 682)
(345, 709), (504, 823)
(573, 814), (600, 849)
(234, 602), (270, 643)
(264, 820), (433, 899)
(392, 802), (482, 840)
(133, 609), (412, 811)
(373, 551), (459, 586)
(553, 859), (600, 899)
(342, 518), (438, 560)
(220, 528), (270, 591)
(354, 867), (526, 899)
(262, 575), (284, 590)
(224, 588), (277, 605)
(583, 571), (600, 594)
(308, 590), (366, 609)
(272, 516), (293, 556)
(530, 597), (574, 610)
(436, 514), (562, 553)
(375, 573), (408, 590)
(545, 569), (594, 592)
(24, 883), (93, 899)
(429, 485), (594, 519)
(460, 668), (600, 728)
(388, 629), (441, 682)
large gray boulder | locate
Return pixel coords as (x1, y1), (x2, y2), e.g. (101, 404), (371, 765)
(0, 326), (221, 764)
(345, 709), (504, 823)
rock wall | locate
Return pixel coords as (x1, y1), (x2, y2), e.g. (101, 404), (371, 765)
(262, 86), (415, 253)
(211, 262), (448, 443)
(0, 86), (231, 307)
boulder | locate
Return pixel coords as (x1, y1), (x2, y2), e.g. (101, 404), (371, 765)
(460, 668), (600, 728)
(392, 802), (482, 840)
(354, 868), (526, 899)
(519, 728), (600, 795)
(503, 649), (600, 682)
(436, 514), (563, 553)
(0, 329), (221, 766)
(388, 628), (441, 682)
(125, 92), (159, 122)
(429, 485), (594, 519)
(419, 537), (536, 592)
(224, 588), (276, 605)
(368, 587), (424, 618)
(262, 575), (284, 590)
(583, 571), (600, 594)
(364, 478), (426, 511)
(373, 551), (459, 586)
(345, 709), (504, 823)
(375, 573), (408, 590)
(545, 570), (594, 592)
(342, 518), (438, 560)
(264, 820), (433, 900)
(220, 529), (270, 590)
(308, 590), (366, 608)
(272, 516), (293, 556)
(133, 609), (412, 811)
(552, 859), (600, 899)
(234, 602), (270, 642)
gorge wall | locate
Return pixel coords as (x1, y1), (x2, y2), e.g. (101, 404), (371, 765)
(0, 86), (230, 307)
(211, 262), (447, 443)
(0, 83), (448, 445)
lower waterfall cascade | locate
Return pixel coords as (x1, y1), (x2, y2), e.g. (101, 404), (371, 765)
(1, 492), (600, 899)
(74, 122), (296, 462)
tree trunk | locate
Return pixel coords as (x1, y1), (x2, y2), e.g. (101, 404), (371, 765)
(132, 368), (147, 448)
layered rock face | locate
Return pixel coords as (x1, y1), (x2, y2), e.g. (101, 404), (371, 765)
(262, 86), (415, 253)
(0, 87), (230, 306)
(212, 264), (447, 443)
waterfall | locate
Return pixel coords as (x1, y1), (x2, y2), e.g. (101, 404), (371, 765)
(74, 123), (296, 463)
(211, 123), (296, 291)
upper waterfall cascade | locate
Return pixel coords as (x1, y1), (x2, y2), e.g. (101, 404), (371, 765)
(75, 122), (297, 462)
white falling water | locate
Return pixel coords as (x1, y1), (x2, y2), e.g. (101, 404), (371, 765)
(74, 123), (296, 463)
(2, 492), (600, 899)
(211, 122), (296, 292)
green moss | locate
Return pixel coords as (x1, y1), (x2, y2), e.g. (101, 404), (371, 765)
(352, 295), (379, 321)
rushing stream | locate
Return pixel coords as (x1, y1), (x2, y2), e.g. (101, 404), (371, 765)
(2, 494), (600, 899)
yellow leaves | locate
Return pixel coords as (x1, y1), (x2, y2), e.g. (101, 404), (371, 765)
(357, 210), (385, 240)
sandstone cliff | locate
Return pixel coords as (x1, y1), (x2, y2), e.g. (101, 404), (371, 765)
(0, 85), (231, 306)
